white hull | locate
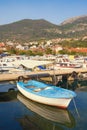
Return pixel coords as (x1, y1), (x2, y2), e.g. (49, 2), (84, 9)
(17, 84), (72, 109)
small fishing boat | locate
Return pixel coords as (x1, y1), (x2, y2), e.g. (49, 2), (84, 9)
(17, 77), (76, 109)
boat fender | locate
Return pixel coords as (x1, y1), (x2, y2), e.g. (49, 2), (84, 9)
(18, 76), (25, 82)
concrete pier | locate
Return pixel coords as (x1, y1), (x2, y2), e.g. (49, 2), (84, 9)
(0, 68), (87, 81)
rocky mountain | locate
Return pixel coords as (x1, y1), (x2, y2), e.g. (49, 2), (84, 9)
(0, 15), (87, 43)
(61, 15), (87, 25)
(60, 15), (87, 38)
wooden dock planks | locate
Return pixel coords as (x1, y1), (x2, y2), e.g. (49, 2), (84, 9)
(0, 68), (87, 81)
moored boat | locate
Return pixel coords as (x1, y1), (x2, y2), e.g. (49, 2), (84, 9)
(17, 77), (76, 109)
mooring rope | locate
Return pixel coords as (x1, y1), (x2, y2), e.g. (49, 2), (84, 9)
(73, 98), (80, 118)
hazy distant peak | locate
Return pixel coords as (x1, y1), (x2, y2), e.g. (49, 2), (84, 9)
(61, 15), (87, 25)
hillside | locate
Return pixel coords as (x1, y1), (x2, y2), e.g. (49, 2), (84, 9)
(60, 15), (87, 37)
(61, 15), (87, 25)
(0, 15), (87, 42)
(0, 19), (61, 43)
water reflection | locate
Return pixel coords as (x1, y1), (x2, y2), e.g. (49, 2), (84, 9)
(68, 79), (87, 91)
(0, 81), (17, 92)
(0, 81), (17, 102)
(17, 93), (76, 130)
(0, 91), (17, 102)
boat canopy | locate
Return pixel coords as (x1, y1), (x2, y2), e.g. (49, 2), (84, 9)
(14, 60), (52, 69)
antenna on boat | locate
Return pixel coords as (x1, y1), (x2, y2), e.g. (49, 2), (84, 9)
(73, 98), (80, 118)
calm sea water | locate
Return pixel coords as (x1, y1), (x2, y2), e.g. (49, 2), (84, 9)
(0, 80), (87, 130)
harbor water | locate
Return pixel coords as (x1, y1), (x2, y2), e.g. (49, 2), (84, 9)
(0, 80), (87, 130)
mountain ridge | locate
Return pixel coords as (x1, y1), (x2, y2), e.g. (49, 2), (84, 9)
(60, 15), (87, 25)
(0, 15), (87, 42)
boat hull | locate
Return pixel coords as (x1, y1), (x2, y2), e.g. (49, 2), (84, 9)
(17, 84), (72, 109)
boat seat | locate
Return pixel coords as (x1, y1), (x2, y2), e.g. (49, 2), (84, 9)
(34, 86), (53, 92)
(44, 86), (53, 90)
(34, 88), (42, 92)
(26, 86), (35, 88)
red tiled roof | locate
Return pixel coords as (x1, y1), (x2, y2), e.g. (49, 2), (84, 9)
(0, 43), (5, 47)
(69, 48), (87, 53)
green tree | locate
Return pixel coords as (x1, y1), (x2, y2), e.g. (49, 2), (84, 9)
(45, 47), (52, 54)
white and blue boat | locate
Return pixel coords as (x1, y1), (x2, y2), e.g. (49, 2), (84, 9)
(17, 78), (76, 109)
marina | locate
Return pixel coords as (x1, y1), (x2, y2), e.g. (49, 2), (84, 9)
(0, 0), (87, 129)
(0, 55), (87, 130)
(0, 54), (87, 82)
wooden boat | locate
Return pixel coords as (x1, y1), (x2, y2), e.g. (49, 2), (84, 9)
(17, 78), (76, 109)
(17, 92), (75, 128)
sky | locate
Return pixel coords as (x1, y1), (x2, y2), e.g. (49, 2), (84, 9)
(0, 0), (87, 25)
